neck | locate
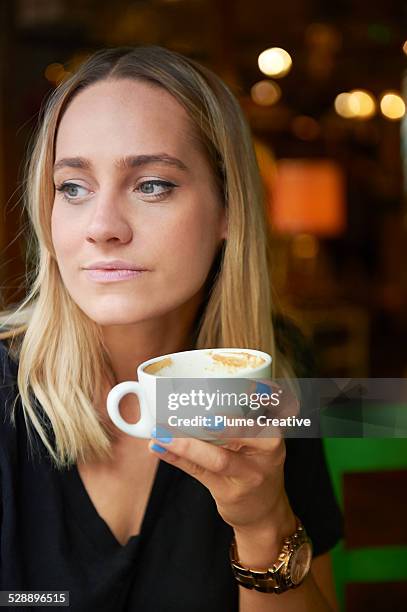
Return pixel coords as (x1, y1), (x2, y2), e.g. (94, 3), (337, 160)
(94, 291), (205, 445)
(101, 292), (203, 385)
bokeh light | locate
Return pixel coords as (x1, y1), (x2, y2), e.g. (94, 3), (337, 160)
(258, 47), (292, 78)
(291, 116), (320, 140)
(305, 23), (341, 52)
(348, 90), (376, 119)
(334, 93), (354, 118)
(44, 63), (65, 84)
(251, 80), (281, 106)
(334, 90), (376, 119)
(379, 91), (406, 120)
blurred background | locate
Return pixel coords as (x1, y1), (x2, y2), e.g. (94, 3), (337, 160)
(0, 0), (406, 610)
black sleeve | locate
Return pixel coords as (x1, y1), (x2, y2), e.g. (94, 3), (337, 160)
(0, 339), (19, 389)
(284, 438), (343, 557)
(0, 339), (19, 552)
(0, 340), (19, 426)
(274, 314), (344, 557)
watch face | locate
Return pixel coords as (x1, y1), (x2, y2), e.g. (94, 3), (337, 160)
(289, 542), (313, 585)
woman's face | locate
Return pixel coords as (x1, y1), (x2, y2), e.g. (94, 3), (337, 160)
(51, 79), (227, 326)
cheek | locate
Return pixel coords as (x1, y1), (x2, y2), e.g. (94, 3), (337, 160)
(158, 205), (222, 281)
(51, 205), (78, 268)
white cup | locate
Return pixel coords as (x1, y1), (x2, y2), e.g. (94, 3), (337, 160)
(106, 348), (272, 439)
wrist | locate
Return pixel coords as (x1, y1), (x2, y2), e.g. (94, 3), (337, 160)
(233, 495), (297, 568)
(230, 518), (313, 595)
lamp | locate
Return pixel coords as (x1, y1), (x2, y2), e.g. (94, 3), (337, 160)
(270, 159), (346, 236)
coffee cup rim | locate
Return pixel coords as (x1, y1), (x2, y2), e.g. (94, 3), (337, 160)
(138, 347), (272, 378)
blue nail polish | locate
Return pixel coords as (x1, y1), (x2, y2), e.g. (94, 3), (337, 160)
(151, 426), (172, 444)
(151, 443), (167, 454)
(205, 415), (225, 431)
(256, 382), (270, 395)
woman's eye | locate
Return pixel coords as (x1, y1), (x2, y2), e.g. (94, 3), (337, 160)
(55, 182), (89, 202)
(55, 179), (176, 204)
(136, 179), (176, 200)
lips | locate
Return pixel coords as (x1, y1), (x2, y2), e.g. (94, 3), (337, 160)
(84, 268), (147, 283)
(84, 260), (147, 271)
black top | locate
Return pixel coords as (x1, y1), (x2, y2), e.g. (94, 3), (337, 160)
(0, 338), (343, 612)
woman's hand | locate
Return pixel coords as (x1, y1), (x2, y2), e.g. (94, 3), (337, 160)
(149, 429), (289, 531)
(148, 380), (300, 562)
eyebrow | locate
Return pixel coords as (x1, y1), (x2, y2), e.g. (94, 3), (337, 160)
(53, 154), (189, 174)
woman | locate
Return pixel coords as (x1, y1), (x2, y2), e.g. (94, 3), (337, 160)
(0, 46), (342, 611)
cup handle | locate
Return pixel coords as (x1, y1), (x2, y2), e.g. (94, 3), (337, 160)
(106, 381), (153, 439)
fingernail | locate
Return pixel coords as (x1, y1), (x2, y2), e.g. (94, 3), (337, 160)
(256, 382), (270, 394)
(151, 443), (167, 454)
(151, 427), (172, 444)
(205, 415), (225, 431)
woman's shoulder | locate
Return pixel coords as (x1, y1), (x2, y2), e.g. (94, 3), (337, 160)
(0, 339), (20, 439)
(0, 339), (19, 387)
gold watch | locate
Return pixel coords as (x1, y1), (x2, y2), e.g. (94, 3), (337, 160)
(229, 518), (313, 594)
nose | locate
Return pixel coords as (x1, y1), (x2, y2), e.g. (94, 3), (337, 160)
(85, 191), (133, 245)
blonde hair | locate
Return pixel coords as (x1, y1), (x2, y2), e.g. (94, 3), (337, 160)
(0, 46), (290, 468)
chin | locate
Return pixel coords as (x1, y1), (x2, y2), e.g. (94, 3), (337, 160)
(74, 288), (198, 327)
(83, 310), (149, 327)
(77, 300), (161, 327)
(90, 315), (140, 327)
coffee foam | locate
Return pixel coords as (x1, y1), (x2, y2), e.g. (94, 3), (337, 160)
(143, 351), (266, 377)
(205, 351), (266, 374)
(143, 357), (174, 375)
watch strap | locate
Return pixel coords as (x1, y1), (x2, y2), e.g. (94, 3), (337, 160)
(229, 518), (311, 594)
